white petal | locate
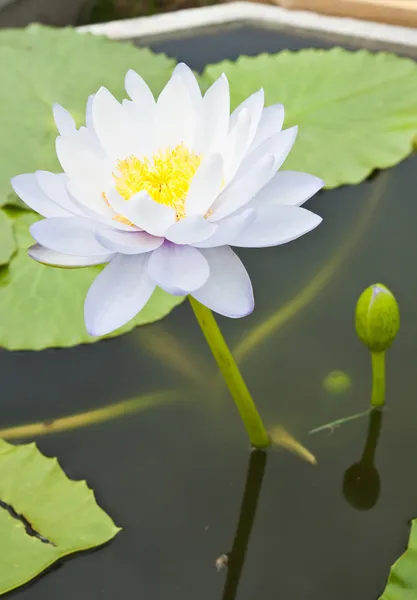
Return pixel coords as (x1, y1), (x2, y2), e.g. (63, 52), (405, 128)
(165, 214), (217, 245)
(30, 217), (110, 256)
(67, 179), (114, 219)
(154, 75), (195, 151)
(86, 94), (95, 131)
(185, 153), (223, 216)
(231, 205), (322, 248)
(56, 131), (111, 191)
(148, 242), (209, 293)
(251, 104), (285, 150)
(125, 69), (155, 108)
(121, 100), (152, 157)
(252, 171), (324, 208)
(210, 154), (276, 221)
(221, 108), (252, 183)
(238, 126), (298, 178)
(194, 73), (229, 154)
(92, 87), (138, 161)
(191, 246), (253, 318)
(85, 253), (155, 336)
(96, 229), (163, 255)
(11, 174), (71, 218)
(28, 244), (114, 268)
(229, 89), (264, 153)
(195, 208), (255, 248)
(172, 63), (202, 107)
(36, 171), (82, 215)
(66, 181), (138, 231)
(53, 104), (76, 136)
(107, 189), (176, 236)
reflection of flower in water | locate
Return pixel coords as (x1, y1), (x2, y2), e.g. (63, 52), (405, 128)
(12, 63), (323, 337)
(343, 409), (383, 511)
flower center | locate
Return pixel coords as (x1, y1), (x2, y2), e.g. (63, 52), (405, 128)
(113, 144), (201, 221)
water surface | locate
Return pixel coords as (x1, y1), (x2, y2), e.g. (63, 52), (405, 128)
(3, 23), (417, 600)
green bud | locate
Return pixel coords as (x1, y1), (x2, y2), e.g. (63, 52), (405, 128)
(355, 283), (400, 352)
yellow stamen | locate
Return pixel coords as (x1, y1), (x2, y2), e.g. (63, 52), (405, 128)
(113, 144), (201, 221)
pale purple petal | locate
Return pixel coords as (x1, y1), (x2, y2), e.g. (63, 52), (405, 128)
(191, 246), (253, 318)
(85, 253), (155, 336)
(195, 209), (255, 248)
(28, 244), (114, 267)
(164, 214), (217, 245)
(30, 217), (110, 256)
(231, 205), (322, 248)
(11, 173), (71, 218)
(53, 104), (76, 136)
(251, 170), (324, 208)
(107, 188), (176, 236)
(185, 153), (223, 216)
(36, 171), (83, 215)
(148, 242), (209, 293)
(210, 154), (275, 221)
(96, 229), (164, 255)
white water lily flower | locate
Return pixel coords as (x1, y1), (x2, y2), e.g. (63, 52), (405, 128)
(11, 63), (323, 336)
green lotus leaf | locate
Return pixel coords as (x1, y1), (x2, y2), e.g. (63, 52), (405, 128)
(0, 210), (183, 350)
(379, 520), (417, 599)
(201, 48), (417, 188)
(0, 437), (120, 596)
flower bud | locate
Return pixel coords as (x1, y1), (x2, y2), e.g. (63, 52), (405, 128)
(355, 284), (400, 353)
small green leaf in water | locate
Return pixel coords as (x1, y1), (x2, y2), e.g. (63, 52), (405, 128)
(0, 438), (120, 596)
(200, 48), (417, 188)
(322, 370), (351, 395)
(0, 211), (184, 350)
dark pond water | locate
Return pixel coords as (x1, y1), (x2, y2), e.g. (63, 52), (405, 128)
(4, 22), (417, 600)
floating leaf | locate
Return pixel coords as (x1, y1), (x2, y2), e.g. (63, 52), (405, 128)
(0, 211), (15, 266)
(201, 49), (417, 188)
(379, 520), (417, 599)
(0, 210), (184, 350)
(0, 438), (120, 595)
(0, 24), (176, 207)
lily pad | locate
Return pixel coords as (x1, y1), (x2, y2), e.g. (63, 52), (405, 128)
(201, 49), (417, 188)
(0, 211), (15, 266)
(0, 437), (120, 596)
(0, 24), (176, 207)
(379, 520), (417, 598)
(0, 210), (184, 350)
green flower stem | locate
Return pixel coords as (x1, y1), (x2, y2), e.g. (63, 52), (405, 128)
(189, 297), (270, 448)
(371, 351), (386, 408)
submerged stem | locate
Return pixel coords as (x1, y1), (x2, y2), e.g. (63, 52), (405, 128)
(371, 351), (386, 408)
(189, 297), (270, 448)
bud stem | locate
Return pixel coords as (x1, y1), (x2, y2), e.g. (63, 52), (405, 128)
(189, 297), (270, 448)
(371, 351), (386, 408)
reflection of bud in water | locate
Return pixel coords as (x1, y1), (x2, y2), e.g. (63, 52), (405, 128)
(323, 370), (351, 395)
(355, 284), (400, 353)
